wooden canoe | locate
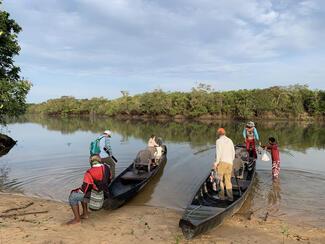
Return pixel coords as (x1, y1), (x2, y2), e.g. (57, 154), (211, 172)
(179, 144), (256, 239)
(104, 145), (167, 210)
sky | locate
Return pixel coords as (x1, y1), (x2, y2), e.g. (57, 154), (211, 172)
(2, 0), (325, 103)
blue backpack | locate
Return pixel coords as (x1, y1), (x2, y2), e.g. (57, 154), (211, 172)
(89, 136), (104, 156)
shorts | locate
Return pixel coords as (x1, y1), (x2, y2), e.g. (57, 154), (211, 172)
(69, 191), (89, 206)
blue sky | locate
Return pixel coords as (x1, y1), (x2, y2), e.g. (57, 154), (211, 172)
(2, 0), (325, 103)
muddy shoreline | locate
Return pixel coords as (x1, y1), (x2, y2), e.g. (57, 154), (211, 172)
(1, 193), (324, 243)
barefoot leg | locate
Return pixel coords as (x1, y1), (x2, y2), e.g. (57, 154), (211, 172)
(67, 204), (81, 225)
(80, 201), (89, 219)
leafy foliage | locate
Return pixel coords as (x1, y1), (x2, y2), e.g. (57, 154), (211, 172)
(0, 1), (32, 122)
(28, 84), (325, 119)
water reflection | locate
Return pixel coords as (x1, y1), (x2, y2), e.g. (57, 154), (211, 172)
(1, 116), (325, 227)
(240, 170), (325, 227)
(11, 115), (325, 151)
(267, 179), (281, 216)
(0, 165), (23, 193)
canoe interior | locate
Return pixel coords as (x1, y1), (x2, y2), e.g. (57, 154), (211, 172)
(105, 145), (167, 209)
(109, 162), (164, 197)
(179, 144), (256, 239)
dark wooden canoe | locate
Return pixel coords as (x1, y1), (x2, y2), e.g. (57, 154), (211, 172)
(104, 145), (167, 210)
(179, 144), (256, 239)
(0, 133), (16, 157)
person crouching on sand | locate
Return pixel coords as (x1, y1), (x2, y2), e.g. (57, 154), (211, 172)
(67, 155), (111, 225)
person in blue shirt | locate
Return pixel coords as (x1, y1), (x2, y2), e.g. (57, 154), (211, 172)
(99, 130), (112, 158)
(242, 121), (260, 159)
(90, 130), (116, 179)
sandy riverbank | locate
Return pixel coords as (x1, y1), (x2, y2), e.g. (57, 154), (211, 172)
(0, 193), (324, 244)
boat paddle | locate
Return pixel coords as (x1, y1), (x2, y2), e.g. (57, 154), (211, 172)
(103, 147), (118, 163)
(193, 145), (215, 155)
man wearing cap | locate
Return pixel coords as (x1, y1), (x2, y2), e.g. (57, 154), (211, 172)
(99, 130), (113, 158)
(90, 130), (116, 179)
(243, 121), (259, 159)
(214, 128), (235, 201)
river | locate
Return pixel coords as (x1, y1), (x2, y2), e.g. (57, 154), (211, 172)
(1, 116), (324, 227)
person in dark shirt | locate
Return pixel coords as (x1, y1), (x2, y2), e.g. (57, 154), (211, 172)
(67, 155), (111, 225)
(264, 137), (281, 179)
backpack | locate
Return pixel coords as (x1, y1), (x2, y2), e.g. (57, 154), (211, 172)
(89, 136), (104, 156)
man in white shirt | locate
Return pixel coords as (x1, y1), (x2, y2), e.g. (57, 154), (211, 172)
(214, 128), (235, 201)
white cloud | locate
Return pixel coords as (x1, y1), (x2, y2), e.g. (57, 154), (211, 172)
(2, 0), (325, 102)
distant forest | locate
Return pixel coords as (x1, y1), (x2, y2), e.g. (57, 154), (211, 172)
(28, 84), (325, 120)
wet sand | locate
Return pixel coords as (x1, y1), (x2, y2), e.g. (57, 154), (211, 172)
(1, 193), (324, 243)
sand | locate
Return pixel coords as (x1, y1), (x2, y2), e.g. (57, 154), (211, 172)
(0, 193), (324, 244)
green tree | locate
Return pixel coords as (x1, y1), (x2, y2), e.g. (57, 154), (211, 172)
(27, 85), (325, 120)
(0, 1), (31, 121)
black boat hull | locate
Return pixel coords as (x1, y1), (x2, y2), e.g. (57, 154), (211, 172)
(179, 145), (256, 239)
(0, 133), (16, 157)
(104, 146), (167, 210)
(180, 170), (256, 238)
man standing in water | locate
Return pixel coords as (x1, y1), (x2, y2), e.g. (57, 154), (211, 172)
(264, 137), (281, 179)
(214, 128), (235, 201)
(90, 130), (116, 179)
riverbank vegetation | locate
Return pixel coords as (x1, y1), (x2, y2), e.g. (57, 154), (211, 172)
(28, 84), (325, 120)
(0, 1), (32, 123)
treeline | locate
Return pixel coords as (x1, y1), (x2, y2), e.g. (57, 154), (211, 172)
(27, 84), (325, 120)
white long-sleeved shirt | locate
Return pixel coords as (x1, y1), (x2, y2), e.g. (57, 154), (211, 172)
(216, 135), (235, 165)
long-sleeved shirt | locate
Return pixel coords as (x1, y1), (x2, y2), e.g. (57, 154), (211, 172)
(266, 143), (280, 162)
(216, 135), (235, 165)
(99, 136), (112, 158)
(243, 127), (259, 141)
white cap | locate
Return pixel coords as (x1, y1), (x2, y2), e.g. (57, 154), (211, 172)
(103, 130), (112, 136)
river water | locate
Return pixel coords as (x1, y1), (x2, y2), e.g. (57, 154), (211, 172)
(1, 116), (324, 227)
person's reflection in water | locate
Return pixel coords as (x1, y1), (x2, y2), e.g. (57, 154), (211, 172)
(267, 178), (281, 215)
